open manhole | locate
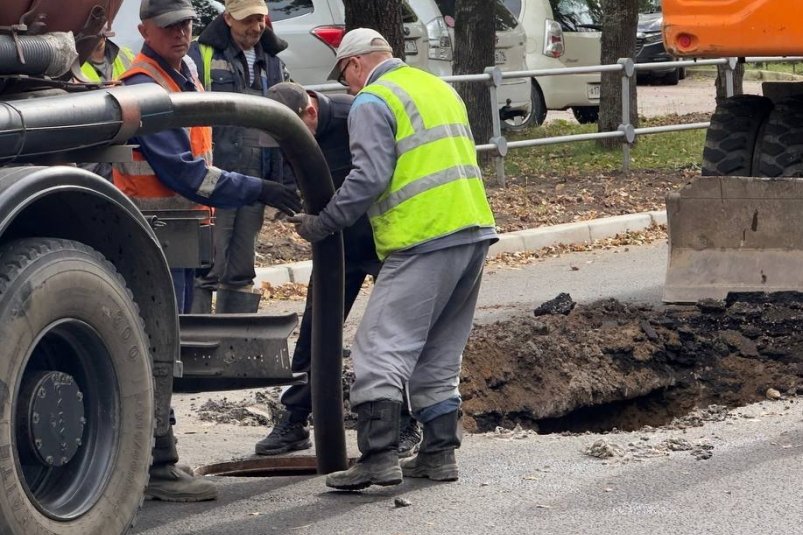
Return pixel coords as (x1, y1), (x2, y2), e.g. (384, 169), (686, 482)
(195, 455), (322, 477)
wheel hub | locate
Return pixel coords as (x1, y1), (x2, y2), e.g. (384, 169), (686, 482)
(24, 371), (86, 467)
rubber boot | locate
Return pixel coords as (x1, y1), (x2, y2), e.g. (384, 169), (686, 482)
(215, 288), (261, 313)
(189, 286), (213, 314)
(326, 400), (403, 491)
(400, 410), (461, 482)
(146, 427), (218, 502)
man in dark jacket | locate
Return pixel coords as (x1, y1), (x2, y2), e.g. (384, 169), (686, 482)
(187, 0), (292, 313)
(256, 82), (422, 458)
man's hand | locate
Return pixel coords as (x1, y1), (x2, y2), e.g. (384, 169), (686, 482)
(288, 214), (331, 243)
(258, 181), (302, 216)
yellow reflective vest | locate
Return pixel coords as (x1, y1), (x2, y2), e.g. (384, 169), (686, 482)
(360, 66), (495, 260)
(80, 46), (134, 82)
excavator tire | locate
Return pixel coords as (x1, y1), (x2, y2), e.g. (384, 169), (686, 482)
(0, 238), (153, 535)
(756, 96), (803, 177)
(702, 94), (774, 176)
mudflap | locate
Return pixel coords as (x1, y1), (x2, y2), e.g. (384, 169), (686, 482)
(663, 175), (803, 303)
(173, 312), (306, 392)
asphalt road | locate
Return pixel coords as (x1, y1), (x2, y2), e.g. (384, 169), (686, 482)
(134, 241), (803, 535)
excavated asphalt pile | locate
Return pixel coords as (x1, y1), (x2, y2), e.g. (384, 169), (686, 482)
(462, 292), (803, 433)
(195, 292), (803, 436)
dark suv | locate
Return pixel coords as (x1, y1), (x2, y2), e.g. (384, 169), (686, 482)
(635, 0), (685, 85)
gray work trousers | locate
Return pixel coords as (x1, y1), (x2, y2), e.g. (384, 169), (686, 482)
(349, 240), (490, 411)
(198, 203), (265, 290)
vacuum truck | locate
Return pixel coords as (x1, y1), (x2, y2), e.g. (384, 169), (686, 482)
(0, 1), (346, 533)
(661, 0), (803, 303)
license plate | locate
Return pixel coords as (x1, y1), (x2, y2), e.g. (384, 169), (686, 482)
(587, 83), (601, 100)
(404, 40), (418, 55)
(494, 49), (506, 64)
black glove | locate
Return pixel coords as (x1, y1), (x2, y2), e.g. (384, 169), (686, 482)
(258, 181), (302, 216)
(288, 213), (332, 243)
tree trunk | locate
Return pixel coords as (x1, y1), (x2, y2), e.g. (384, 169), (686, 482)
(715, 63), (745, 104)
(452, 0), (495, 164)
(598, 0), (639, 149)
(343, 0), (405, 60)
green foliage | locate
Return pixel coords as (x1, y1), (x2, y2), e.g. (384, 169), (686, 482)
(638, 0), (661, 13)
(504, 118), (704, 176)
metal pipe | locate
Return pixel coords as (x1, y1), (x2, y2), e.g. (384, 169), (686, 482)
(0, 84), (348, 474)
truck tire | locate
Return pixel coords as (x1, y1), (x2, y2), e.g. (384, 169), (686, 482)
(702, 95), (774, 176)
(0, 238), (154, 535)
(756, 96), (803, 177)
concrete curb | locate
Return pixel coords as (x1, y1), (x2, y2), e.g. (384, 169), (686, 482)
(254, 210), (667, 288)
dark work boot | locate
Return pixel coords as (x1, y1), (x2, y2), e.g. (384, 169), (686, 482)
(326, 400), (403, 491)
(400, 410), (461, 482)
(255, 415), (312, 456)
(398, 413), (421, 458)
(215, 288), (261, 313)
(146, 428), (217, 502)
(189, 286), (213, 314)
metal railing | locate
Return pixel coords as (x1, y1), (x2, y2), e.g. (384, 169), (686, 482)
(308, 56), (803, 186)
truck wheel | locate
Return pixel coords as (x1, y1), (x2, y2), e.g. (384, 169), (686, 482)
(572, 106), (600, 124)
(702, 95), (774, 176)
(756, 96), (803, 177)
(0, 238), (154, 535)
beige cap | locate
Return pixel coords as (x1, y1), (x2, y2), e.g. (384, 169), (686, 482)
(327, 28), (393, 81)
(225, 0), (268, 21)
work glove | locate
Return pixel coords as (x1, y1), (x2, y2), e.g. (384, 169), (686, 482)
(258, 180), (302, 216)
(288, 213), (332, 243)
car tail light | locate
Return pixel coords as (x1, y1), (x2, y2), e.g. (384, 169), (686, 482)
(543, 19), (565, 58)
(311, 25), (346, 50)
(426, 17), (453, 62)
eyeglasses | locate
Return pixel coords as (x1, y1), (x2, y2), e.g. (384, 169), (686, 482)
(337, 57), (357, 86)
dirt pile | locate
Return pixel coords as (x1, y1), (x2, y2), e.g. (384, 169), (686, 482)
(461, 292), (803, 433)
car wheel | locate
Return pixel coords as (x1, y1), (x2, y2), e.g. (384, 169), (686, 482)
(572, 106), (599, 124)
(703, 94), (774, 176)
(678, 67), (687, 80)
(663, 68), (680, 86)
(502, 81), (547, 132)
(0, 238), (154, 535)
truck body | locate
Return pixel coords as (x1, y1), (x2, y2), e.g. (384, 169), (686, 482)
(0, 2), (346, 533)
(662, 0), (803, 303)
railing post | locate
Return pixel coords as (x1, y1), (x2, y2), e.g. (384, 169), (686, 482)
(617, 58), (636, 174)
(725, 57), (737, 97)
(485, 66), (507, 187)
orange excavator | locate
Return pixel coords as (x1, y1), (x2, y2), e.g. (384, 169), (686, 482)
(661, 0), (803, 302)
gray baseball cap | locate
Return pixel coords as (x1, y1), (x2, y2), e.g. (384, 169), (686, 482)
(266, 82), (310, 116)
(140, 0), (197, 27)
(327, 28), (393, 81)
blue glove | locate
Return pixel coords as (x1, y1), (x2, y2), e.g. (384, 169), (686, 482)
(288, 214), (331, 243)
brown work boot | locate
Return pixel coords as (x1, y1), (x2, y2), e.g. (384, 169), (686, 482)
(326, 400), (403, 491)
(145, 463), (218, 502)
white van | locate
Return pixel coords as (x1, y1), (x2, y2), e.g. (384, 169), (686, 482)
(510, 0), (602, 126)
(425, 0), (532, 130)
(268, 0), (429, 85)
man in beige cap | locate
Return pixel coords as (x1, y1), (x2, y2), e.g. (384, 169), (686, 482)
(288, 28), (497, 491)
(187, 0), (294, 313)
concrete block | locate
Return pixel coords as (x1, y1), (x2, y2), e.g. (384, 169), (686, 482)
(289, 260), (313, 284)
(588, 213), (653, 241)
(519, 222), (592, 251)
(253, 265), (292, 287)
(487, 233), (526, 257)
(649, 210), (667, 226)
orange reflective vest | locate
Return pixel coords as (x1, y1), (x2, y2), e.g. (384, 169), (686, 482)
(112, 53), (213, 213)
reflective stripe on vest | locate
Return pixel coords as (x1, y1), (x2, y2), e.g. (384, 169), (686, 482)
(112, 53), (214, 209)
(80, 47), (134, 82)
(360, 66), (495, 260)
